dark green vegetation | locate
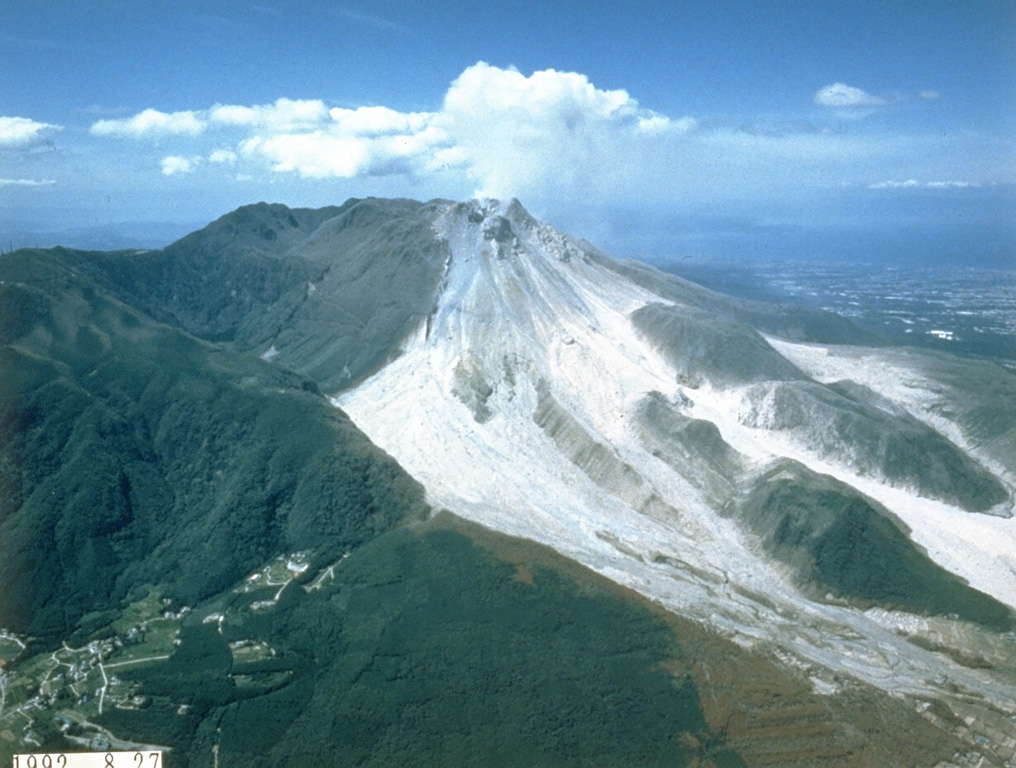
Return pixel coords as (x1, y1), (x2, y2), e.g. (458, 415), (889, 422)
(82, 516), (976, 768)
(738, 379), (1009, 513)
(89, 519), (743, 768)
(75, 198), (450, 390)
(733, 460), (1014, 630)
(0, 517), (985, 768)
(0, 244), (426, 641)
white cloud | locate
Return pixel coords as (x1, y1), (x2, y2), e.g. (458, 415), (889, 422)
(92, 63), (696, 195)
(924, 180), (979, 189)
(0, 177), (56, 187)
(328, 106), (432, 136)
(920, 89), (942, 101)
(638, 114), (697, 135)
(207, 104), (260, 126)
(443, 62), (637, 125)
(228, 63), (693, 191)
(240, 133), (370, 178)
(0, 116), (62, 148)
(435, 62), (695, 198)
(814, 83), (887, 109)
(82, 64), (696, 197)
(90, 64), (991, 211)
(91, 109), (205, 137)
(868, 179), (980, 190)
(209, 148), (238, 164)
(869, 179), (920, 189)
(161, 155), (201, 175)
(209, 98), (329, 131)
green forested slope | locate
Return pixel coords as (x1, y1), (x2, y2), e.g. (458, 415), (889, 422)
(75, 198), (450, 391)
(732, 460), (1014, 630)
(75, 516), (965, 768)
(107, 519), (739, 768)
(0, 248), (426, 640)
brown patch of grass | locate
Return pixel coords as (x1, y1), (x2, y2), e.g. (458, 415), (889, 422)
(511, 563), (535, 585)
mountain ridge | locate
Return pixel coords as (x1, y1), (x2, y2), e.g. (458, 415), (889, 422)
(0, 243), (428, 640)
(3, 196), (1016, 766)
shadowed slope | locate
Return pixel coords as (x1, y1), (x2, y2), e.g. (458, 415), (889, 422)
(74, 198), (450, 390)
(0, 248), (426, 640)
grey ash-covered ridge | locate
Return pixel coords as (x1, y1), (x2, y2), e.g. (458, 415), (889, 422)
(630, 302), (809, 387)
(737, 378), (1009, 512)
(616, 255), (1010, 516)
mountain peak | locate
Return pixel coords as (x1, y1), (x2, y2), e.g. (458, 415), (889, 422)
(451, 197), (535, 234)
(334, 194), (1016, 717)
(4, 197), (1016, 764)
(438, 197), (581, 271)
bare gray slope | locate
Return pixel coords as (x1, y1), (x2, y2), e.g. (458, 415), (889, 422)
(582, 243), (1009, 514)
(916, 353), (1016, 476)
(631, 302), (807, 386)
(634, 390), (745, 504)
(339, 199), (1016, 761)
(737, 379), (1009, 512)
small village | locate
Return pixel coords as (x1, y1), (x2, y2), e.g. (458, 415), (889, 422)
(0, 592), (186, 755)
(0, 551), (331, 760)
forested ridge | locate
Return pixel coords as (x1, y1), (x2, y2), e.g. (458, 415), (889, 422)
(0, 236), (427, 641)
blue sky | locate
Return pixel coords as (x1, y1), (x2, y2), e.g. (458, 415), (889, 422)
(1, 0), (1014, 261)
